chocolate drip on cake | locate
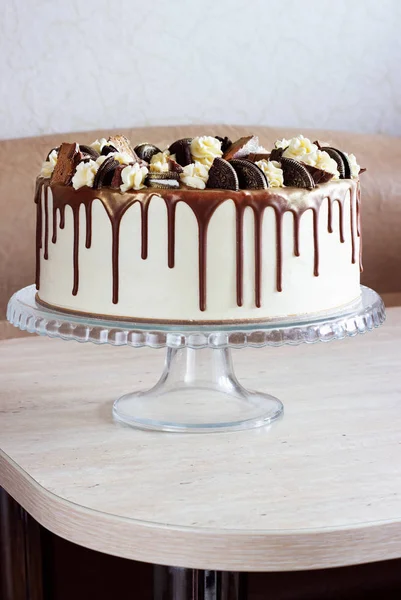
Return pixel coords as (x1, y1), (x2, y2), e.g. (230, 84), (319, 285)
(35, 179), (360, 311)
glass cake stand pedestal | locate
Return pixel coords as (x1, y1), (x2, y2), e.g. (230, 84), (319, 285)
(7, 285), (385, 433)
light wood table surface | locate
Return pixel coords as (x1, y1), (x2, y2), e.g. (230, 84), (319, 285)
(0, 308), (400, 572)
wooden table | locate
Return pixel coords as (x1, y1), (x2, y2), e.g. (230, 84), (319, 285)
(1, 308), (401, 599)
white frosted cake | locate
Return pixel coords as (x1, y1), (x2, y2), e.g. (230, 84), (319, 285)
(35, 133), (363, 322)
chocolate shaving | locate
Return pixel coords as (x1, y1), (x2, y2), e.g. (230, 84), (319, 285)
(302, 164), (334, 185)
(215, 136), (232, 153)
(269, 147), (286, 162)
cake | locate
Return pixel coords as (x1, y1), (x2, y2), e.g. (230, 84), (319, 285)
(35, 133), (363, 323)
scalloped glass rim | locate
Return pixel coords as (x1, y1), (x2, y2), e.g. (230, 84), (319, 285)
(7, 285), (385, 349)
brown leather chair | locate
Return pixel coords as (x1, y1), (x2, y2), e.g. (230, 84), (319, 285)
(1, 125), (400, 340)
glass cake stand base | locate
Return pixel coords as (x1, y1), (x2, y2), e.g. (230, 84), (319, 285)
(7, 285), (385, 433)
(113, 346), (283, 432)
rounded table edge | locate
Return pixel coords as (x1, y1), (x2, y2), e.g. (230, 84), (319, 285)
(1, 449), (400, 571)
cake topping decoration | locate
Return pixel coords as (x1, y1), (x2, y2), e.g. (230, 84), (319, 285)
(93, 156), (120, 189)
(40, 149), (58, 178)
(50, 142), (82, 186)
(146, 172), (180, 189)
(180, 161), (210, 189)
(134, 143), (162, 163)
(101, 144), (118, 156)
(206, 157), (239, 191)
(215, 136), (232, 153)
(223, 135), (260, 161)
(107, 135), (137, 160)
(79, 145), (100, 160)
(120, 163), (148, 192)
(280, 157), (315, 189)
(190, 136), (223, 167)
(90, 138), (109, 154)
(71, 159), (100, 190)
(168, 138), (192, 167)
(255, 160), (284, 188)
(230, 159), (268, 189)
(39, 133), (363, 191)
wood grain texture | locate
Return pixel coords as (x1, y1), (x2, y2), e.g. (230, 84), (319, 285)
(0, 309), (401, 571)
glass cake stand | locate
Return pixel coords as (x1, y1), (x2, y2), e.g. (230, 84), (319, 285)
(7, 285), (385, 433)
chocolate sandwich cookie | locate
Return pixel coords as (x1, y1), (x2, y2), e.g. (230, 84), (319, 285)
(168, 138), (192, 167)
(206, 157), (239, 190)
(134, 143), (162, 163)
(101, 144), (118, 156)
(93, 156), (120, 189)
(229, 159), (268, 189)
(280, 157), (315, 189)
(50, 142), (82, 186)
(146, 172), (180, 189)
(79, 145), (100, 160)
(319, 146), (350, 179)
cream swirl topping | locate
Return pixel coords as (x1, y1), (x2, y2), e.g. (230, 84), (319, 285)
(301, 150), (340, 178)
(282, 135), (318, 159)
(149, 151), (170, 173)
(255, 160), (284, 187)
(120, 163), (148, 192)
(190, 136), (222, 167)
(180, 161), (210, 189)
(71, 160), (99, 190)
(40, 149), (58, 178)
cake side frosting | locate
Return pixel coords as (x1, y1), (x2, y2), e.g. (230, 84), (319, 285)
(35, 179), (361, 321)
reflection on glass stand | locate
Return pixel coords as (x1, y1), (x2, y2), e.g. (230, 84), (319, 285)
(8, 285), (385, 433)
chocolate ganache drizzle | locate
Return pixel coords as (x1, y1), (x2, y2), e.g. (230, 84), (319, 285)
(35, 178), (361, 311)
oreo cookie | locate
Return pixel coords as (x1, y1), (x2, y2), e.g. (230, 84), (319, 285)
(168, 138), (192, 167)
(101, 144), (118, 156)
(134, 143), (161, 162)
(319, 146), (350, 179)
(206, 157), (239, 190)
(215, 136), (232, 153)
(280, 157), (315, 189)
(146, 172), (180, 189)
(93, 156), (120, 189)
(230, 159), (268, 189)
(79, 144), (100, 160)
